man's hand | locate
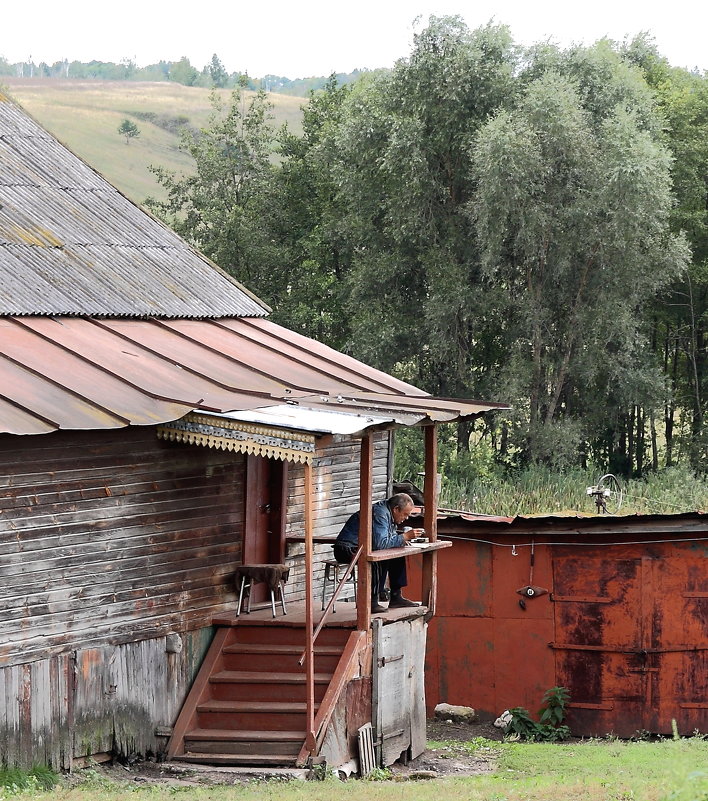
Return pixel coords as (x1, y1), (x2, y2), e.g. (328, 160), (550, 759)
(403, 527), (425, 542)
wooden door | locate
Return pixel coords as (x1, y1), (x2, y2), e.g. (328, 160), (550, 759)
(372, 617), (427, 766)
(243, 455), (287, 603)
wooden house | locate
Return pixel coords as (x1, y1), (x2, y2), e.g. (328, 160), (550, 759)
(407, 510), (708, 738)
(0, 93), (506, 771)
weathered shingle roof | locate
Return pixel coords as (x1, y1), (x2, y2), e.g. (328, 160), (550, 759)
(0, 94), (268, 318)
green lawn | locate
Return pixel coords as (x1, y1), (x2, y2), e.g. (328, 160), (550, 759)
(17, 736), (708, 801)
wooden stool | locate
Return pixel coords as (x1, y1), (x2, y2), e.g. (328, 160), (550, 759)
(235, 564), (289, 618)
(321, 559), (357, 612)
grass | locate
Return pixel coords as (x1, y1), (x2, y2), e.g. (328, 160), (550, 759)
(13, 737), (708, 801)
(438, 465), (708, 517)
(3, 79), (304, 206)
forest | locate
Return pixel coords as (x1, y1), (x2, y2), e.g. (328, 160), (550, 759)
(129, 20), (706, 504)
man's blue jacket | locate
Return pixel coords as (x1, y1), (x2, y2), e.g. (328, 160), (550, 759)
(336, 499), (405, 550)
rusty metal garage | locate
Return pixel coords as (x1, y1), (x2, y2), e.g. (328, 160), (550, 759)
(407, 511), (708, 738)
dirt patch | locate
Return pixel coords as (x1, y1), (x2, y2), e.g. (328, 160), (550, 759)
(389, 720), (503, 779)
(64, 721), (504, 787)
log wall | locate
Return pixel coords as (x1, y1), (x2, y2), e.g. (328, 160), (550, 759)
(0, 426), (392, 768)
(284, 432), (391, 603)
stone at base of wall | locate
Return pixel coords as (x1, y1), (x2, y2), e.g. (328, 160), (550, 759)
(434, 703), (477, 724)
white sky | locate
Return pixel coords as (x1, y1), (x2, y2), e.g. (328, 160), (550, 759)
(3, 0), (706, 77)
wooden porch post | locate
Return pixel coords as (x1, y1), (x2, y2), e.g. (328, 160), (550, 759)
(357, 434), (373, 631)
(422, 424), (439, 614)
(304, 460), (316, 751)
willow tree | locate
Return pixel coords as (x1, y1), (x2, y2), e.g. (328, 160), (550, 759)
(334, 17), (517, 433)
(471, 45), (689, 466)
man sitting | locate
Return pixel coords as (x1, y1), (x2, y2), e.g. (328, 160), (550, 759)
(334, 493), (420, 612)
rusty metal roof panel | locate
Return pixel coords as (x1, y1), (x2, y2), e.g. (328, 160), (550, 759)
(0, 95), (268, 318)
(0, 316), (509, 436)
(14, 317), (283, 412)
(231, 318), (429, 397)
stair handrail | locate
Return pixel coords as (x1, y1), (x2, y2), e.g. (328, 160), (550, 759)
(299, 545), (362, 667)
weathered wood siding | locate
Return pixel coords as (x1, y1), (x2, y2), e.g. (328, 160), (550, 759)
(0, 425), (392, 768)
(0, 426), (247, 767)
(0, 629), (214, 769)
(284, 432), (391, 603)
(0, 427), (245, 668)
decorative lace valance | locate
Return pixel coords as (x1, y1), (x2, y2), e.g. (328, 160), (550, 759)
(157, 412), (316, 463)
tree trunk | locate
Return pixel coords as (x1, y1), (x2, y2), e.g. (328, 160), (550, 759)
(649, 412), (658, 471)
(635, 406), (644, 476)
(457, 419), (472, 453)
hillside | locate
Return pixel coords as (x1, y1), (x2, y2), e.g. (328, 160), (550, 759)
(3, 79), (305, 205)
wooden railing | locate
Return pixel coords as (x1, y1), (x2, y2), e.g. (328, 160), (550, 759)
(299, 546), (363, 666)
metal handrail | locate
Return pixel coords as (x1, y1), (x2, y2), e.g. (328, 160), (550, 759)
(299, 546), (363, 666)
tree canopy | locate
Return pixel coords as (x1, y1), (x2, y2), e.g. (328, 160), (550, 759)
(147, 17), (705, 477)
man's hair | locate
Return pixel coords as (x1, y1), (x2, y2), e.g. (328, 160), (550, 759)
(388, 492), (414, 510)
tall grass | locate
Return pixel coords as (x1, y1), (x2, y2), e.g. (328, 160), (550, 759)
(0, 764), (58, 791)
(439, 464), (708, 516)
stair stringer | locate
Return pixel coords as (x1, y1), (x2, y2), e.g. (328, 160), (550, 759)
(167, 627), (232, 759)
(296, 629), (372, 767)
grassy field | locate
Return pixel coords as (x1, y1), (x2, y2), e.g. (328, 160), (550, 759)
(3, 79), (305, 205)
(10, 736), (708, 801)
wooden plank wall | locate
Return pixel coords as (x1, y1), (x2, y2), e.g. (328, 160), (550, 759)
(0, 426), (246, 768)
(0, 629), (213, 769)
(284, 432), (391, 604)
(0, 427), (245, 668)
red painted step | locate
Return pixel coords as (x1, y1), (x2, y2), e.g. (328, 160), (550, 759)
(184, 729), (304, 756)
(222, 642), (343, 673)
(196, 699), (318, 731)
(208, 670), (332, 702)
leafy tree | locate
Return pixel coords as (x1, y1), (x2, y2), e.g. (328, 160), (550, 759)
(271, 75), (353, 347)
(169, 56), (198, 86)
(333, 17), (517, 429)
(642, 57), (707, 472)
(117, 118), (140, 144)
(146, 88), (281, 297)
(208, 54), (229, 88)
(471, 45), (689, 466)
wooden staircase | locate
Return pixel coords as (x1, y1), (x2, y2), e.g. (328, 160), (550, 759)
(168, 624), (350, 766)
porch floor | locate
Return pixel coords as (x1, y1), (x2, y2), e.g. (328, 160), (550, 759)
(212, 600), (427, 628)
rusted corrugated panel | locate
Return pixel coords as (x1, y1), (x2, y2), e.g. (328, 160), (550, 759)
(0, 316), (508, 435)
(0, 96), (268, 319)
(423, 513), (708, 738)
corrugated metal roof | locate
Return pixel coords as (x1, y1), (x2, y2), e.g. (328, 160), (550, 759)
(0, 93), (268, 318)
(0, 316), (508, 436)
(428, 509), (707, 527)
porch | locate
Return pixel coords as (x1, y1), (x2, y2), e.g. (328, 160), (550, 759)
(167, 601), (431, 769)
(211, 598), (429, 628)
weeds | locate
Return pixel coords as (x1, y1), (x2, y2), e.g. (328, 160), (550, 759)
(0, 765), (58, 793)
(364, 767), (392, 781)
(507, 687), (571, 742)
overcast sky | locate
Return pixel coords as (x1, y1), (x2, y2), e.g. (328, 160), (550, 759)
(3, 0), (706, 77)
